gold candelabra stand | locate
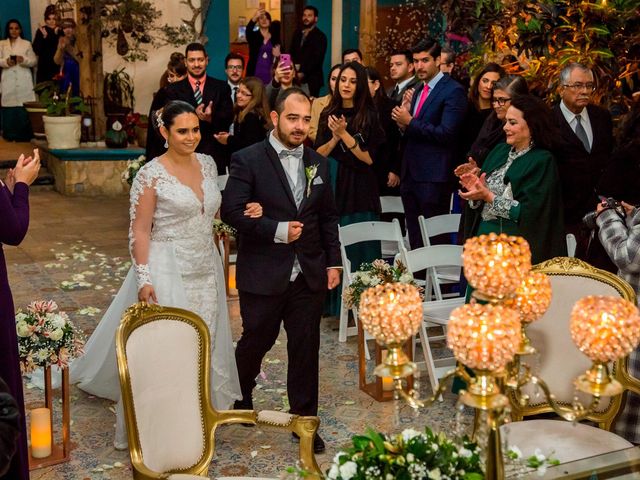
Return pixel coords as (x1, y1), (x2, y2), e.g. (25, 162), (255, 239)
(358, 233), (640, 480)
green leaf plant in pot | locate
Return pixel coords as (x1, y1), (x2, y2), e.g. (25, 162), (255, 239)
(36, 81), (89, 149)
(104, 68), (135, 148)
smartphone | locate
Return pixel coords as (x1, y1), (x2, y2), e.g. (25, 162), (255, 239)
(259, 2), (266, 10)
(280, 54), (292, 69)
(10, 55), (17, 63)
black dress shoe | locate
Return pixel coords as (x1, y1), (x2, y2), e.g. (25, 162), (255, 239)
(291, 432), (326, 454)
(233, 400), (254, 427)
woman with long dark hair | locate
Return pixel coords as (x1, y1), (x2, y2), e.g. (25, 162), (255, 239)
(214, 76), (271, 153)
(53, 18), (79, 96)
(246, 7), (281, 84)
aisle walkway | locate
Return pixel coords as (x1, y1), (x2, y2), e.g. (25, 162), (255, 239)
(5, 190), (468, 479)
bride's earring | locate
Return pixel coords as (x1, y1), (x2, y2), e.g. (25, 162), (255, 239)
(164, 140), (168, 149)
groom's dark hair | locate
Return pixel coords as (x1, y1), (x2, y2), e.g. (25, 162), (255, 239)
(273, 87), (310, 114)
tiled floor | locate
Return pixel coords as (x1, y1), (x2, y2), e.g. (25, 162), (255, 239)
(6, 189), (470, 479)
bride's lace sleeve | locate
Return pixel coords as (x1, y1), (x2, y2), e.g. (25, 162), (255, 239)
(129, 166), (157, 291)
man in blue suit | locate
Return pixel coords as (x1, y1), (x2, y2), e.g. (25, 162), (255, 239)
(392, 38), (467, 248)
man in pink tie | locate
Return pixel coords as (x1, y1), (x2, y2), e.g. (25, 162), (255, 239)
(392, 38), (467, 248)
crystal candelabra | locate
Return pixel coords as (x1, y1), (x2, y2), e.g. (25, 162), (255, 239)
(357, 233), (640, 480)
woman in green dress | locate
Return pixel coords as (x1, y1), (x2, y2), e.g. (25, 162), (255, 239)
(459, 94), (567, 264)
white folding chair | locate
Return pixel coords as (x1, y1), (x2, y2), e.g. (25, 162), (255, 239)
(418, 214), (462, 300)
(380, 196), (408, 254)
(566, 233), (577, 257)
(398, 244), (464, 395)
(338, 219), (405, 343)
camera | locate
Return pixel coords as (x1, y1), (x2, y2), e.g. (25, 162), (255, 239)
(583, 197), (625, 230)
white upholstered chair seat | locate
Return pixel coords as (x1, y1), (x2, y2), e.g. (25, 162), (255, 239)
(500, 419), (632, 465)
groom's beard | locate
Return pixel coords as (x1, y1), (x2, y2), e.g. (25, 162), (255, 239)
(275, 124), (307, 149)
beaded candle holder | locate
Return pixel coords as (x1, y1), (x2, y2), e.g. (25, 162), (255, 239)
(463, 233), (531, 300)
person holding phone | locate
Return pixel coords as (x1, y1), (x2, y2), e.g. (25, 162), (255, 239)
(265, 57), (309, 110)
(33, 4), (62, 83)
(0, 19), (37, 141)
(246, 7), (281, 84)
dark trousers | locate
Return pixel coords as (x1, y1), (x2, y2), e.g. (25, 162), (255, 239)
(236, 274), (326, 416)
(400, 175), (452, 249)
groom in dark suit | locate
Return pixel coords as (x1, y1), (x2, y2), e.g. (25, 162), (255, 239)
(221, 88), (341, 453)
(165, 42), (233, 173)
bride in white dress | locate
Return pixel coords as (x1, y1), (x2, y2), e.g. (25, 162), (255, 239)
(69, 100), (257, 448)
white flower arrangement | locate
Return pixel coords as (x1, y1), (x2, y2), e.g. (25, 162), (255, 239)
(15, 300), (85, 374)
(122, 154), (147, 186)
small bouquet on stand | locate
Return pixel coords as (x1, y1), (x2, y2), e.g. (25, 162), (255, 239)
(343, 259), (420, 308)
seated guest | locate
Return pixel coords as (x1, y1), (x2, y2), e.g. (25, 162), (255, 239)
(214, 77), (271, 154)
(309, 64), (340, 143)
(459, 94), (567, 264)
(266, 59), (309, 110)
(595, 192), (640, 443)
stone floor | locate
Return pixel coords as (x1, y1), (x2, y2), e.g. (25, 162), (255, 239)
(5, 189), (471, 480)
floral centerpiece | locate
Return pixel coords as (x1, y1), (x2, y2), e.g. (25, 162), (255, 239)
(122, 154), (147, 186)
(15, 300), (85, 374)
(213, 219), (237, 238)
(344, 259), (419, 309)
(327, 427), (483, 480)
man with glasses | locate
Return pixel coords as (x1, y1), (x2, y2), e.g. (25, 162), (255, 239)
(224, 53), (245, 104)
(553, 62), (614, 270)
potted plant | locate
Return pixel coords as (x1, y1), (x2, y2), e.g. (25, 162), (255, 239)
(39, 82), (89, 149)
(24, 82), (52, 139)
(104, 68), (135, 148)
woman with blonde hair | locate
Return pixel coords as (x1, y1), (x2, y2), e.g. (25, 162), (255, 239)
(214, 76), (271, 154)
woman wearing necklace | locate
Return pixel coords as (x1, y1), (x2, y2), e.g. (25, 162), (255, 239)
(246, 7), (281, 85)
(459, 94), (566, 264)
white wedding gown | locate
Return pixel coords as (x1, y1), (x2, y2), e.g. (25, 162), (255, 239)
(68, 153), (241, 447)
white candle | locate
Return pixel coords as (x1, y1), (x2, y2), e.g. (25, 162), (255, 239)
(30, 408), (52, 458)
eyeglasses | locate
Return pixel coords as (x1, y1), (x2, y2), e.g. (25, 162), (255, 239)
(563, 83), (596, 92)
(227, 65), (243, 71)
(491, 97), (512, 106)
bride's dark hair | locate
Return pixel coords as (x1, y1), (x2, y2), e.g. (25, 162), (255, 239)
(156, 100), (196, 131)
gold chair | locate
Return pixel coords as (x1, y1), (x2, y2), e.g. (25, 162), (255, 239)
(502, 258), (640, 464)
(116, 302), (321, 480)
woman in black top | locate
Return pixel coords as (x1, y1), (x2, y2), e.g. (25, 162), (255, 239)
(214, 76), (271, 154)
(32, 5), (61, 83)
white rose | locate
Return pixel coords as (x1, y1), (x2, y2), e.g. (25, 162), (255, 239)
(16, 312), (28, 322)
(16, 320), (32, 337)
(50, 313), (67, 329)
(399, 273), (413, 283)
(37, 349), (50, 362)
(428, 468), (441, 480)
(360, 274), (370, 286)
(459, 447), (473, 458)
(49, 328), (64, 341)
(369, 276), (381, 286)
(327, 464), (340, 480)
(339, 461), (358, 480)
(401, 428), (421, 442)
(406, 453), (415, 462)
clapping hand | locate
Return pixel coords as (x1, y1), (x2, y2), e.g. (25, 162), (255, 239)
(401, 88), (415, 110)
(196, 101), (213, 123)
(391, 105), (412, 127)
(458, 172), (494, 203)
(4, 168), (16, 194)
(12, 149), (41, 188)
(327, 115), (347, 137)
(244, 202), (263, 218)
(454, 157), (480, 178)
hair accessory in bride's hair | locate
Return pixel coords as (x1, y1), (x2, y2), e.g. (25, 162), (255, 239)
(154, 109), (165, 130)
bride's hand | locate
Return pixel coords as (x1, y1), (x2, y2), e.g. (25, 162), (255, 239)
(244, 202), (263, 218)
(138, 285), (158, 304)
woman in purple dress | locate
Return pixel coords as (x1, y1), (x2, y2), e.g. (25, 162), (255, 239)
(0, 149), (41, 480)
(246, 7), (281, 84)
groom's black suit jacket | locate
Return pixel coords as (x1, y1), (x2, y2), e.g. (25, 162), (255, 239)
(221, 139), (341, 295)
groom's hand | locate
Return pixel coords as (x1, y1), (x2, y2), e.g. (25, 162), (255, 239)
(327, 268), (341, 290)
(287, 221), (304, 243)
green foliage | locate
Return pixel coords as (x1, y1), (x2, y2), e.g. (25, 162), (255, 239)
(104, 68), (135, 113)
(33, 81), (89, 117)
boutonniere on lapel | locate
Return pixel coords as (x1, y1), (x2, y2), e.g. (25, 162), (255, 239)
(305, 164), (319, 197)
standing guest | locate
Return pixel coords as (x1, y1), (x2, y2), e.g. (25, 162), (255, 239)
(387, 49), (418, 105)
(439, 47), (455, 74)
(0, 20), (37, 142)
(0, 149), (41, 480)
(552, 62), (614, 270)
(289, 5), (327, 98)
(366, 66), (401, 198)
(53, 18), (79, 96)
(32, 5), (62, 84)
(392, 38), (467, 248)
(246, 7), (281, 84)
(309, 64), (340, 143)
(145, 52), (188, 162)
(214, 77), (271, 154)
(266, 59), (309, 110)
(221, 88), (341, 455)
(165, 42), (233, 174)
(459, 95), (566, 264)
(224, 53), (245, 104)
(315, 62), (384, 272)
(342, 48), (363, 64)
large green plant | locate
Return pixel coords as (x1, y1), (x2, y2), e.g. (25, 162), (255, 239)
(103, 68), (135, 114)
(34, 81), (89, 117)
